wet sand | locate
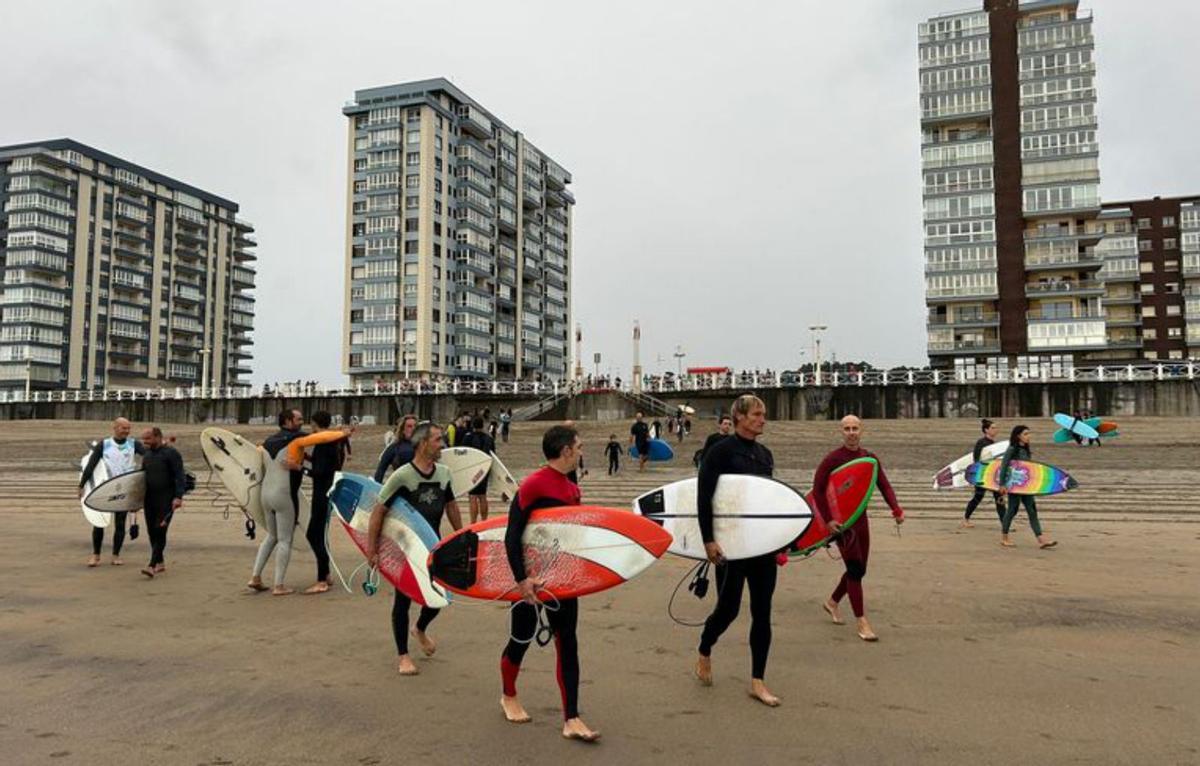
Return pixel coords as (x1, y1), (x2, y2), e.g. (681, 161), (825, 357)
(1, 417), (1197, 765)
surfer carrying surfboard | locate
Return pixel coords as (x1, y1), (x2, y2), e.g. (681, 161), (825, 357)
(961, 419), (1004, 529)
(694, 394), (782, 708)
(367, 421), (463, 676)
(998, 426), (1058, 550)
(630, 412), (651, 472)
(499, 424), (600, 743)
(815, 415), (905, 642)
(79, 417), (144, 567)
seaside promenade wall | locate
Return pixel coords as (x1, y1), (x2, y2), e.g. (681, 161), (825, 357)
(1, 379), (1197, 424)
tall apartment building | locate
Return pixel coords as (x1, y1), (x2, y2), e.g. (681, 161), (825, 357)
(341, 79), (574, 384)
(0, 140), (256, 393)
(920, 1), (1105, 375)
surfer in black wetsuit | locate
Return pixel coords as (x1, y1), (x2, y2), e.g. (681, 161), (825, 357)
(694, 395), (781, 707)
(375, 415), (417, 482)
(303, 411), (352, 594)
(462, 416), (495, 523)
(630, 412), (651, 472)
(499, 425), (600, 742)
(998, 425), (1057, 550)
(137, 427), (187, 578)
(961, 419), (1005, 529)
(694, 414), (733, 468)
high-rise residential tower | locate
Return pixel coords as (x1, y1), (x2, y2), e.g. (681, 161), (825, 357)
(920, 1), (1104, 376)
(0, 139), (256, 394)
(341, 79), (575, 384)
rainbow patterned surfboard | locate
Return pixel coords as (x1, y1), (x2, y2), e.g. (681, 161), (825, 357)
(965, 459), (1077, 496)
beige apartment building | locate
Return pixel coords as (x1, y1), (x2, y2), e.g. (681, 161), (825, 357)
(0, 140), (256, 393)
(341, 79), (574, 385)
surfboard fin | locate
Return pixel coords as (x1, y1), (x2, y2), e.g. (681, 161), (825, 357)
(429, 531), (479, 590)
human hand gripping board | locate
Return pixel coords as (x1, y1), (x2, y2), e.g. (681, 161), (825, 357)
(788, 457), (878, 558)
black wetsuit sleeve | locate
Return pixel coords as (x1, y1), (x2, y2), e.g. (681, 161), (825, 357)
(79, 442), (104, 488)
(998, 444), (1018, 485)
(505, 496), (560, 583)
(134, 440), (146, 456)
(374, 444), (397, 483)
(170, 449), (187, 499)
(697, 440), (728, 544)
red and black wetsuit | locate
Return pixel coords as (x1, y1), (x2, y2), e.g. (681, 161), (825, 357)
(500, 466), (583, 720)
(812, 446), (903, 618)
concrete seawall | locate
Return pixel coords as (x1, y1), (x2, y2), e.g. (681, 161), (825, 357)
(2, 379), (1197, 424)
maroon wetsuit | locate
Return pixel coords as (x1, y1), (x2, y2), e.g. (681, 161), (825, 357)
(812, 446), (903, 618)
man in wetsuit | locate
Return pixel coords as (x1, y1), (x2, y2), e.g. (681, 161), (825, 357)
(368, 421), (462, 676)
(695, 414), (733, 468)
(630, 411), (651, 472)
(694, 395), (781, 707)
(815, 415), (905, 642)
(137, 427), (186, 578)
(499, 425), (600, 742)
(304, 411), (352, 594)
(604, 435), (621, 475)
(961, 418), (1004, 529)
(79, 417), (144, 567)
(462, 416), (495, 523)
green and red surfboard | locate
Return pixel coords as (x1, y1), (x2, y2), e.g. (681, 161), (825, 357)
(787, 457), (878, 558)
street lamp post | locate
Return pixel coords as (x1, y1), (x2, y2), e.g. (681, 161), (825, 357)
(199, 348), (211, 398)
(808, 325), (827, 385)
(673, 345), (686, 380)
(24, 350), (32, 400)
(403, 340), (414, 379)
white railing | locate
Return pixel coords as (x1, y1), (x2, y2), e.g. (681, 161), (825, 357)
(2, 363), (1198, 405)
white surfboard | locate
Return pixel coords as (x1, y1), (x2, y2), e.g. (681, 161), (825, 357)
(79, 450), (111, 528)
(487, 451), (519, 503)
(932, 440), (1010, 490)
(84, 470), (146, 512)
(633, 475), (812, 561)
(201, 427), (265, 526)
(440, 446), (493, 498)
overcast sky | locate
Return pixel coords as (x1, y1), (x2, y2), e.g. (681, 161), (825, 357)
(2, 1), (1197, 384)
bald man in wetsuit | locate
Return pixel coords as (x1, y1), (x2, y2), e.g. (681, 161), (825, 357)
(813, 415), (905, 642)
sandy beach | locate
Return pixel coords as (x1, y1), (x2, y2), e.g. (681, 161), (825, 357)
(1, 416), (1197, 765)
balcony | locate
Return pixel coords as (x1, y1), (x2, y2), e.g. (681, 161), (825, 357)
(231, 268), (256, 287)
(1099, 266), (1139, 283)
(1105, 315), (1141, 328)
(1026, 308), (1105, 322)
(1024, 249), (1102, 271)
(1024, 227), (1103, 245)
(1105, 335), (1142, 351)
(1027, 318), (1107, 351)
(173, 284), (203, 302)
(457, 105), (493, 139)
(1102, 293), (1139, 306)
(1025, 279), (1104, 298)
(926, 287), (999, 303)
(522, 187), (542, 208)
(1184, 255), (1200, 277)
(928, 340), (1001, 355)
(927, 312), (1000, 328)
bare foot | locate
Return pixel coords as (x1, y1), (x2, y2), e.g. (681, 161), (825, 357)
(140, 567), (155, 578)
(412, 629), (436, 657)
(271, 586), (295, 596)
(562, 717), (600, 742)
(87, 554), (101, 567)
(111, 557), (124, 566)
(302, 582), (330, 595)
(823, 599), (845, 625)
(247, 578), (269, 592)
(857, 616), (879, 642)
(694, 655), (712, 686)
(153, 565), (166, 574)
(397, 655), (419, 676)
(1038, 537), (1058, 549)
(1000, 538), (1016, 548)
(958, 519), (974, 529)
(500, 695), (530, 723)
(749, 679), (781, 707)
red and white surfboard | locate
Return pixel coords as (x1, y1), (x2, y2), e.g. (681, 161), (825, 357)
(428, 506), (672, 601)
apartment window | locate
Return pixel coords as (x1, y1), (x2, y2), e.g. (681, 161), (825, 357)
(434, 200), (442, 215)
(434, 158), (443, 172)
(1137, 218), (1152, 230)
(405, 175), (419, 189)
(406, 152), (420, 167)
(405, 218), (419, 232)
(403, 307), (418, 321)
(354, 158), (367, 171)
(1165, 282), (1179, 294)
(349, 353), (362, 367)
(435, 136), (443, 150)
(1168, 327), (1182, 339)
(1143, 328), (1157, 340)
(434, 179), (443, 193)
(404, 240), (419, 254)
(1140, 283), (1155, 295)
(407, 109), (420, 123)
(1163, 238), (1177, 250)
(433, 244), (441, 258)
(1162, 216), (1175, 227)
(405, 196), (419, 210)
(350, 310), (363, 323)
(1141, 306), (1156, 318)
(1165, 259), (1179, 271)
(406, 130), (420, 145)
(1166, 305), (1181, 316)
(1113, 221), (1129, 233)
(1145, 350), (1158, 360)
(434, 222), (441, 236)
(1139, 240), (1153, 252)
(1169, 350), (1183, 359)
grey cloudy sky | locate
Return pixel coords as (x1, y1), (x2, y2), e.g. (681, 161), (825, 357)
(2, 0), (1197, 384)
